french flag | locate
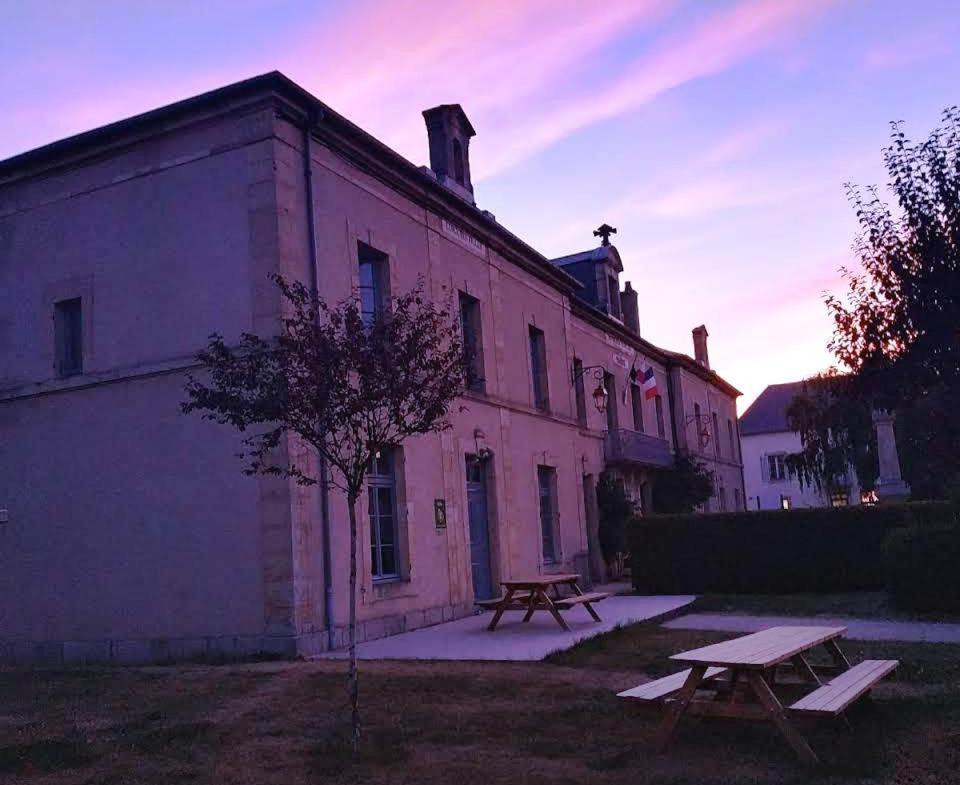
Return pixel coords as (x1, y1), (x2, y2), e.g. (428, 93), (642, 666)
(642, 367), (659, 400)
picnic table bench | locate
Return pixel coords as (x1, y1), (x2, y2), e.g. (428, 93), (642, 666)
(617, 626), (898, 765)
(483, 574), (611, 631)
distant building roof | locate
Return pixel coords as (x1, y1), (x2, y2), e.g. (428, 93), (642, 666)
(739, 381), (807, 435)
(550, 245), (623, 273)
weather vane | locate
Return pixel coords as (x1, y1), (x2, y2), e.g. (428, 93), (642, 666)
(593, 223), (617, 246)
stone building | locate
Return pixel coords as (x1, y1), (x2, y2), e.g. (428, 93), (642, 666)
(0, 72), (742, 663)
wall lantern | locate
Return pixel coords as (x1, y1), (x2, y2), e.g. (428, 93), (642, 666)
(572, 364), (609, 414)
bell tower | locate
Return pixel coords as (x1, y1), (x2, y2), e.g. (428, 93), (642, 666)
(423, 104), (476, 204)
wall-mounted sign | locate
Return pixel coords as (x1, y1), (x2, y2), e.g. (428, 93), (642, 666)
(440, 218), (486, 256)
(434, 499), (447, 529)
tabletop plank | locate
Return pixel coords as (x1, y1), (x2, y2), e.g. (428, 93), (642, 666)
(502, 574), (580, 587)
(671, 626), (846, 670)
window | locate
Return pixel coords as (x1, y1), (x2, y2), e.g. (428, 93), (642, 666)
(538, 465), (557, 563)
(54, 298), (83, 376)
(719, 487), (727, 511)
(712, 412), (720, 456)
(830, 493), (849, 507)
(728, 419), (736, 461)
(529, 325), (549, 411)
(734, 488), (741, 511)
(573, 357), (587, 426)
(767, 453), (787, 482)
(655, 394), (666, 438)
(604, 371), (618, 432)
(368, 449), (399, 579)
(631, 383), (644, 432)
(358, 242), (389, 324)
(694, 403), (703, 451)
(452, 138), (465, 185)
(780, 495), (792, 511)
(459, 292), (484, 393)
(607, 276), (621, 318)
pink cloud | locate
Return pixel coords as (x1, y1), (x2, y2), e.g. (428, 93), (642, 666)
(863, 29), (952, 71)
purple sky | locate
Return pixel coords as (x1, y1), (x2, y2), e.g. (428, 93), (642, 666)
(4, 1), (959, 407)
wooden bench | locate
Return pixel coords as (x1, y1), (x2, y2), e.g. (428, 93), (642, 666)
(618, 667), (729, 703)
(475, 591), (532, 610)
(553, 591), (611, 609)
(789, 660), (898, 716)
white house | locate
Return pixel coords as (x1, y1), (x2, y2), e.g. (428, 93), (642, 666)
(740, 382), (863, 510)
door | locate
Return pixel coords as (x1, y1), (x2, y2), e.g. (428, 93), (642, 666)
(466, 458), (494, 601)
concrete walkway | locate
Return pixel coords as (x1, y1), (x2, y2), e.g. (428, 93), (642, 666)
(665, 612), (960, 644)
(323, 595), (695, 661)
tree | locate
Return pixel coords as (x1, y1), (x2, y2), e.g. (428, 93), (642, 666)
(651, 455), (714, 514)
(182, 274), (465, 750)
(596, 472), (637, 579)
(784, 373), (877, 496)
(827, 106), (960, 410)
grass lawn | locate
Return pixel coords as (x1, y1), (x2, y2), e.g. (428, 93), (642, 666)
(2, 625), (959, 784)
(691, 591), (960, 622)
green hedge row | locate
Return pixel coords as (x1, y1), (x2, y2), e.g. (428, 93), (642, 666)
(884, 527), (960, 612)
(630, 502), (955, 595)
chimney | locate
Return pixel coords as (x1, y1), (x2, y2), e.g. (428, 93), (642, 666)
(621, 281), (640, 335)
(422, 104), (476, 204)
(692, 325), (710, 369)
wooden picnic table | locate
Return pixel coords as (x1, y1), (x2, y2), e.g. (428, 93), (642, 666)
(482, 573), (609, 632)
(618, 625), (899, 765)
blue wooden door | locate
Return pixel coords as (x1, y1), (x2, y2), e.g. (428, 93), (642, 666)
(466, 459), (494, 601)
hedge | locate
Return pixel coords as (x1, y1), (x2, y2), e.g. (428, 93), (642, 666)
(883, 527), (960, 612)
(630, 502), (954, 595)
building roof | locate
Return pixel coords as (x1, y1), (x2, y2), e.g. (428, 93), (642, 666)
(551, 245), (623, 273)
(738, 381), (807, 435)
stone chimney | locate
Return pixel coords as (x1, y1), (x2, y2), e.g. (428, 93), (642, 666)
(422, 104), (476, 204)
(621, 281), (640, 335)
(692, 325), (710, 369)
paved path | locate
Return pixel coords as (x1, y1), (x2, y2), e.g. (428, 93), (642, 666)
(665, 612), (960, 644)
(322, 595), (695, 661)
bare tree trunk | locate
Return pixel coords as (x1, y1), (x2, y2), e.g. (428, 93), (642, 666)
(347, 494), (361, 752)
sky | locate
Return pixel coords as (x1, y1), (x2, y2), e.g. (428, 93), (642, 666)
(3, 0), (959, 409)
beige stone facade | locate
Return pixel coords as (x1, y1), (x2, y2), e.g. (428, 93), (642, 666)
(0, 72), (742, 663)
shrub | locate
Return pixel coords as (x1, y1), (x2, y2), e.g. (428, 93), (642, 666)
(883, 527), (960, 612)
(630, 503), (937, 594)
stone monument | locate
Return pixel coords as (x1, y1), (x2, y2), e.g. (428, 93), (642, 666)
(872, 409), (911, 502)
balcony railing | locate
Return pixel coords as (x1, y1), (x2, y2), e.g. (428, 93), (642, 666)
(604, 428), (673, 468)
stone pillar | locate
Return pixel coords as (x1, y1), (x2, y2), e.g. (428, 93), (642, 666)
(872, 409), (911, 502)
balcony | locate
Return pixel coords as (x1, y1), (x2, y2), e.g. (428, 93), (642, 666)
(604, 429), (673, 469)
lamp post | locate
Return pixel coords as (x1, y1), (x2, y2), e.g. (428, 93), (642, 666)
(572, 364), (609, 413)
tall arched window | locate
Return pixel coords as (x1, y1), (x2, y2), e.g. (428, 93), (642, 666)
(452, 138), (465, 185)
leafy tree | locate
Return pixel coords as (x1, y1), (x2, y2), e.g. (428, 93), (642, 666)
(827, 107), (960, 410)
(652, 455), (714, 514)
(182, 274), (464, 750)
(784, 373), (877, 496)
(596, 472), (637, 578)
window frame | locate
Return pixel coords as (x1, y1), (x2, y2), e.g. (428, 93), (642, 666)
(458, 291), (485, 393)
(368, 449), (400, 581)
(358, 242), (389, 325)
(54, 297), (84, 377)
(767, 453), (787, 482)
(655, 394), (666, 439)
(631, 383), (645, 433)
(537, 465), (558, 564)
(572, 357), (587, 426)
(528, 325), (549, 412)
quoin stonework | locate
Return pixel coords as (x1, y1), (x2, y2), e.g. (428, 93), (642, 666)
(0, 72), (743, 664)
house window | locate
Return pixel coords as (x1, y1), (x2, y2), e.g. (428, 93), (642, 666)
(712, 412), (721, 457)
(368, 449), (399, 579)
(719, 487), (727, 511)
(655, 394), (666, 439)
(54, 298), (83, 377)
(538, 465), (558, 563)
(694, 403), (703, 451)
(607, 276), (621, 318)
(604, 371), (618, 432)
(767, 454), (787, 482)
(459, 292), (484, 393)
(831, 493), (849, 507)
(734, 488), (741, 511)
(631, 383), (644, 432)
(358, 242), (389, 325)
(728, 419), (736, 461)
(529, 325), (549, 412)
(573, 357), (587, 426)
(780, 495), (792, 511)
